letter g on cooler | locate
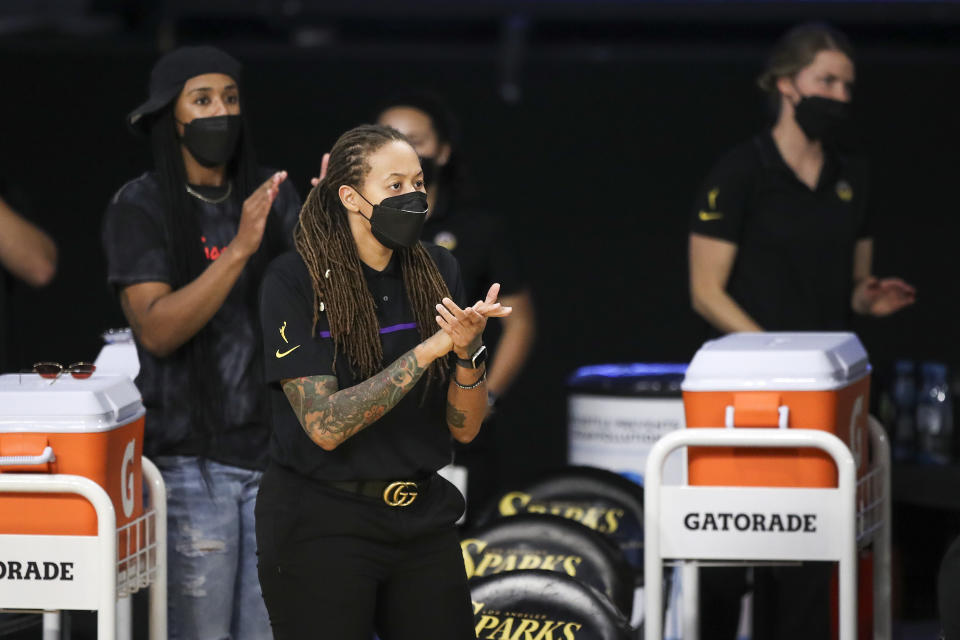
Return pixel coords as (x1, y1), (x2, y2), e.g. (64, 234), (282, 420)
(120, 439), (136, 518)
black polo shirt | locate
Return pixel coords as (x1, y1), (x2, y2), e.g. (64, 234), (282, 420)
(690, 131), (872, 331)
(260, 244), (465, 482)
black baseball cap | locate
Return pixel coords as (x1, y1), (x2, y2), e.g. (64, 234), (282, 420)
(127, 45), (242, 133)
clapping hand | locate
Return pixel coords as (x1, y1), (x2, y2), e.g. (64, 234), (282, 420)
(231, 171), (286, 258)
(471, 283), (512, 319)
(435, 283), (512, 358)
(854, 276), (916, 316)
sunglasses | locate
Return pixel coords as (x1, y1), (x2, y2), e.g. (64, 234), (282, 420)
(31, 362), (96, 380)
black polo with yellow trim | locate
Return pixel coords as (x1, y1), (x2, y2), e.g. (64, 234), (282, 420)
(690, 131), (872, 331)
(260, 244), (465, 482)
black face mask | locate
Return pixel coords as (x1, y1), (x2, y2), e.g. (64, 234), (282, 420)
(419, 155), (439, 188)
(357, 190), (429, 250)
(180, 115), (242, 167)
(793, 95), (849, 143)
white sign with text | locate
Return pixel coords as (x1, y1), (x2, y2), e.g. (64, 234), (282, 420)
(0, 534), (102, 610)
(658, 485), (849, 561)
(569, 396), (686, 485)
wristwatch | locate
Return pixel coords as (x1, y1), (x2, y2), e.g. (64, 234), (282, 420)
(456, 344), (487, 369)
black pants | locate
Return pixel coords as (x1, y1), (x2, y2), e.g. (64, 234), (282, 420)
(752, 564), (832, 640)
(699, 567), (749, 640)
(255, 463), (476, 640)
(699, 564), (832, 640)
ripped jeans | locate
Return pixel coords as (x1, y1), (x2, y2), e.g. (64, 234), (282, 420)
(155, 456), (271, 640)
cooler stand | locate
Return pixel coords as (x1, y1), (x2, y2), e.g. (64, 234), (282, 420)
(644, 417), (891, 640)
(0, 457), (167, 640)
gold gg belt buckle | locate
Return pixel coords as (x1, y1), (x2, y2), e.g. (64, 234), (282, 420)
(383, 481), (418, 507)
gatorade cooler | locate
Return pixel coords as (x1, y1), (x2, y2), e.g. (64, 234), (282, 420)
(682, 332), (870, 487)
(0, 373), (145, 536)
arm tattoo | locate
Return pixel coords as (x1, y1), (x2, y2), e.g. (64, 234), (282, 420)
(446, 402), (468, 430)
(281, 350), (426, 449)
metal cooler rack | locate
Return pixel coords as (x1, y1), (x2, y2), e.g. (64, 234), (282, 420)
(0, 457), (167, 640)
(645, 416), (891, 640)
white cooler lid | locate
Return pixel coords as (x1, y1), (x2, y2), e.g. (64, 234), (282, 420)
(0, 373), (144, 432)
(681, 332), (870, 392)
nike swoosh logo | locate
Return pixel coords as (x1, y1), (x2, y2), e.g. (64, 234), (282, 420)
(275, 345), (301, 358)
(698, 211), (724, 221)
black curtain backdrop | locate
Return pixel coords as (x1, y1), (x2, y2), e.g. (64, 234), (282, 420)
(0, 33), (956, 491)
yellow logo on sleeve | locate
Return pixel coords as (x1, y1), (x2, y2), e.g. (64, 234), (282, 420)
(699, 187), (724, 221)
(707, 187), (719, 210)
(276, 322), (301, 358)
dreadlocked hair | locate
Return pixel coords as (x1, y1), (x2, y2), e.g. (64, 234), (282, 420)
(147, 98), (280, 458)
(295, 124), (452, 393)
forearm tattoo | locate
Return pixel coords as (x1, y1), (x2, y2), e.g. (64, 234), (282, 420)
(446, 402), (468, 430)
(282, 351), (426, 449)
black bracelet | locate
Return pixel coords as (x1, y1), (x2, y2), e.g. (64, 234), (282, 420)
(453, 371), (486, 390)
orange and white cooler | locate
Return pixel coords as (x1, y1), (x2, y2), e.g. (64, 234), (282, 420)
(0, 373), (145, 536)
(682, 332), (871, 487)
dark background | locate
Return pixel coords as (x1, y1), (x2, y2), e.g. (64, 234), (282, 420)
(0, 0), (958, 625)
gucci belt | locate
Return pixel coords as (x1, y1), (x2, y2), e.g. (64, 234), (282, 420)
(322, 477), (424, 506)
(383, 481), (418, 507)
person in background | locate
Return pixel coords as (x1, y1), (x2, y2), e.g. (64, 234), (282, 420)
(376, 92), (536, 521)
(0, 181), (58, 371)
(687, 23), (914, 640)
(257, 123), (508, 638)
(101, 46), (301, 639)
(689, 24), (914, 335)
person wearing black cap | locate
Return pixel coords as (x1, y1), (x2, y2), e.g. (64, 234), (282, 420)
(101, 46), (301, 639)
(256, 124), (509, 638)
(688, 23), (914, 640)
